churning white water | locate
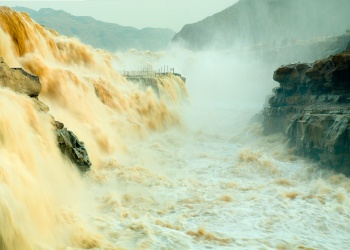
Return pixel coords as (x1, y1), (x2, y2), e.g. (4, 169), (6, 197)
(83, 109), (350, 250)
(89, 50), (350, 250)
(0, 7), (349, 249)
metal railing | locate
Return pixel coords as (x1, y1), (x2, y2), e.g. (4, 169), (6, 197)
(122, 65), (175, 78)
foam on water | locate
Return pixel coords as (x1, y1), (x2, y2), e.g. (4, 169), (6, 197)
(0, 6), (349, 249)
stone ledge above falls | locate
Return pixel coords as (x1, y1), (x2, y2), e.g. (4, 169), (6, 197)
(125, 72), (186, 95)
(0, 57), (41, 97)
(263, 43), (350, 174)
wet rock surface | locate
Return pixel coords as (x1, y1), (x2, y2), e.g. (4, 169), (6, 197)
(55, 121), (91, 173)
(0, 57), (91, 172)
(264, 48), (350, 174)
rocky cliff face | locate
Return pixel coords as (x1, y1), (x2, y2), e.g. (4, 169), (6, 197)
(263, 43), (350, 174)
(0, 57), (91, 173)
(172, 0), (350, 51)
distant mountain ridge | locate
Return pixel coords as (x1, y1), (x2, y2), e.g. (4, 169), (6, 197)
(13, 7), (175, 52)
(172, 0), (350, 50)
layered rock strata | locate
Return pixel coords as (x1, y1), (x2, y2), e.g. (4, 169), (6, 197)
(263, 44), (350, 174)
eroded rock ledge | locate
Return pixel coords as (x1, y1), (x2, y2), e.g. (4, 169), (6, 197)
(0, 57), (41, 97)
(0, 57), (91, 173)
(263, 44), (350, 174)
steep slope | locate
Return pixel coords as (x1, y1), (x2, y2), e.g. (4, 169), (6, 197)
(172, 0), (350, 50)
(263, 42), (350, 174)
(0, 6), (184, 248)
(13, 7), (175, 52)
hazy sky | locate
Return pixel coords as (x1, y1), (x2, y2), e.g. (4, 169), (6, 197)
(3, 0), (240, 31)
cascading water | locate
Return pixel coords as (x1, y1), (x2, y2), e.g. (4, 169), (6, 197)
(0, 6), (184, 249)
(0, 6), (349, 250)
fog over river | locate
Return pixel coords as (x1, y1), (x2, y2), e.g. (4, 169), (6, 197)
(0, 5), (349, 250)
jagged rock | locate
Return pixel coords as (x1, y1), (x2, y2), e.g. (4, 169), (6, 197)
(32, 97), (50, 112)
(264, 47), (350, 174)
(296, 112), (350, 169)
(0, 57), (41, 97)
(273, 63), (311, 95)
(0, 57), (91, 172)
(305, 51), (350, 93)
(55, 121), (91, 173)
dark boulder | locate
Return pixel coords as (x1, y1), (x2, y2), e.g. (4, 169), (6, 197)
(55, 121), (91, 173)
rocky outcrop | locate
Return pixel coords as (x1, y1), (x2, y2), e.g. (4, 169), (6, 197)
(55, 121), (91, 173)
(263, 46), (350, 174)
(0, 57), (41, 97)
(126, 76), (159, 94)
(0, 57), (91, 172)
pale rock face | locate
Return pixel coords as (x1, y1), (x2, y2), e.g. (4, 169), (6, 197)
(0, 57), (41, 97)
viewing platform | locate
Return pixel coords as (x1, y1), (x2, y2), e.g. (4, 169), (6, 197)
(123, 66), (185, 81)
(123, 65), (186, 90)
(122, 66), (186, 98)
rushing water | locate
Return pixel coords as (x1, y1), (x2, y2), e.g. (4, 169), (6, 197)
(0, 7), (350, 250)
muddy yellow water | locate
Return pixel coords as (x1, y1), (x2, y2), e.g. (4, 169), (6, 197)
(0, 7), (349, 250)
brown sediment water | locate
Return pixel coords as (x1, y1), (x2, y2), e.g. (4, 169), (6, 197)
(0, 6), (350, 250)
